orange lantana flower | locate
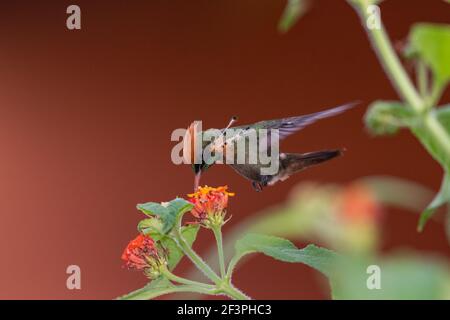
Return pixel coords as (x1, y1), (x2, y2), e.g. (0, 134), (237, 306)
(187, 185), (234, 227)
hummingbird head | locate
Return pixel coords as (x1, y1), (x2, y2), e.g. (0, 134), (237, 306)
(192, 162), (209, 191)
(185, 116), (238, 191)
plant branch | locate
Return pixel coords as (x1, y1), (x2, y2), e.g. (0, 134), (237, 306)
(119, 284), (219, 300)
(174, 227), (222, 284)
(161, 267), (216, 289)
(349, 0), (450, 162)
(219, 282), (251, 300)
(212, 226), (227, 278)
(417, 60), (429, 98)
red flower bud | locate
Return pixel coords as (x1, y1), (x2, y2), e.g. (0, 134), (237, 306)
(121, 234), (165, 278)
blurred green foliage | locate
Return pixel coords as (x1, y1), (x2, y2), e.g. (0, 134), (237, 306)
(281, 0), (450, 235)
(188, 177), (450, 299)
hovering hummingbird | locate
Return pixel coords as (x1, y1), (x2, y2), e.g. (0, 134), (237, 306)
(183, 102), (356, 191)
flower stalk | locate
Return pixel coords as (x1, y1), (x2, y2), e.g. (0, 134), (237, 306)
(349, 0), (450, 162)
(121, 185), (250, 300)
(212, 225), (227, 278)
(171, 224), (250, 299)
(173, 226), (222, 285)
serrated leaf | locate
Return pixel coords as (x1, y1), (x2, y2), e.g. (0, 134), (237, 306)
(409, 23), (450, 85)
(278, 0), (309, 33)
(418, 173), (450, 232)
(364, 101), (415, 135)
(117, 277), (175, 300)
(233, 233), (337, 277)
(137, 198), (193, 234)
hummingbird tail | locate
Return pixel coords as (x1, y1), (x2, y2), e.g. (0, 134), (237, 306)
(281, 149), (343, 172)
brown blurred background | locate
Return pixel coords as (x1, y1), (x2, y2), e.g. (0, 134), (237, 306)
(0, 0), (448, 299)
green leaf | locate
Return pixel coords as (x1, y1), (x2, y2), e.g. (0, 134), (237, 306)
(137, 198), (193, 234)
(117, 277), (176, 300)
(409, 23), (450, 85)
(232, 233), (337, 277)
(278, 0), (309, 33)
(364, 101), (415, 135)
(412, 117), (450, 173)
(161, 224), (200, 271)
(409, 105), (450, 172)
(418, 173), (450, 232)
(137, 218), (164, 240)
(137, 202), (169, 217)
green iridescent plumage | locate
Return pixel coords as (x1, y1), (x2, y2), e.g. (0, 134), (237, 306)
(187, 102), (357, 191)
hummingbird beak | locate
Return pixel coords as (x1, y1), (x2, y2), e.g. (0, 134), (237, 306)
(194, 171), (202, 191)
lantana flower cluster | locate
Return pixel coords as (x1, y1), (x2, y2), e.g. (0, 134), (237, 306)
(121, 185), (233, 278)
(121, 234), (167, 279)
(187, 185), (234, 228)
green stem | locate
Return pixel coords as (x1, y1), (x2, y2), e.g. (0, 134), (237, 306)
(350, 0), (450, 161)
(220, 282), (251, 300)
(212, 226), (227, 278)
(171, 212), (250, 300)
(174, 228), (222, 284)
(161, 267), (215, 289)
(354, 1), (422, 110)
(428, 80), (445, 108)
(118, 284), (218, 300)
(225, 254), (242, 281)
(417, 60), (428, 98)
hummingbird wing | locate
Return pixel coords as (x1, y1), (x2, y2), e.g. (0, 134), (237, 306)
(248, 102), (357, 142)
(207, 102), (356, 156)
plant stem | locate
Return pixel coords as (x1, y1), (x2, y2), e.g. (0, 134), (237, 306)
(350, 0), (450, 161)
(429, 80), (445, 108)
(174, 228), (222, 284)
(170, 211), (250, 300)
(212, 226), (227, 278)
(118, 284), (218, 300)
(220, 282), (251, 300)
(161, 267), (215, 289)
(417, 60), (428, 98)
(225, 254), (242, 281)
(354, 2), (422, 110)
(174, 231), (251, 299)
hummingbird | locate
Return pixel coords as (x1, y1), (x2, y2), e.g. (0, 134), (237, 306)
(183, 102), (356, 191)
